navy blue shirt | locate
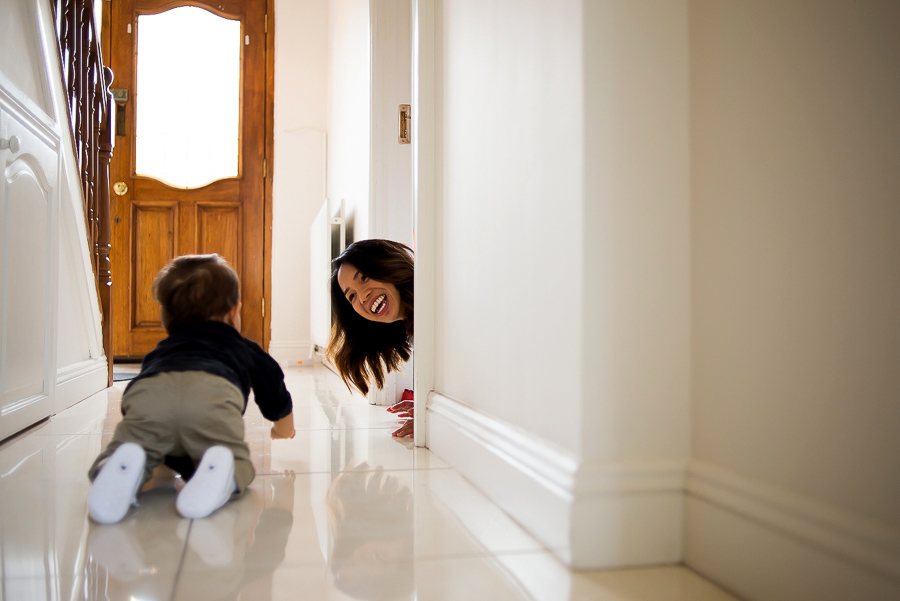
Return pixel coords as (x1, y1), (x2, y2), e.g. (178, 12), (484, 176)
(126, 321), (293, 422)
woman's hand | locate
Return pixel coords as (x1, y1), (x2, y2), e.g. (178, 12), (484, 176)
(391, 419), (414, 438)
(388, 390), (414, 438)
(386, 400), (413, 418)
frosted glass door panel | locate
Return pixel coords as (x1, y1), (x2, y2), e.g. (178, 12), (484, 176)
(135, 7), (241, 189)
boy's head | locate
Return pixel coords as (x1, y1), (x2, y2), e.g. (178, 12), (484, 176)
(152, 254), (241, 331)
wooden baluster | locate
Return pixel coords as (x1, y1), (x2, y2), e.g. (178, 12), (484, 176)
(98, 66), (114, 386)
(79, 4), (91, 260)
(87, 55), (98, 275)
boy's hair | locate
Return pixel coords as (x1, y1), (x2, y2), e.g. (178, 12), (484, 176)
(152, 254), (240, 330)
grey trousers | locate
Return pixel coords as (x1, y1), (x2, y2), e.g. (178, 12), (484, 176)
(89, 371), (255, 493)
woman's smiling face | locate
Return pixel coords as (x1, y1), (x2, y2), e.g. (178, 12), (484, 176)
(337, 263), (403, 323)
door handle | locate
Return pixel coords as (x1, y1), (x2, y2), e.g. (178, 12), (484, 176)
(113, 181), (129, 196)
(1, 136), (21, 153)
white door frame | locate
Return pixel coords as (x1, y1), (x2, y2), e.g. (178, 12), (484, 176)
(367, 0), (415, 411)
(411, 0), (435, 448)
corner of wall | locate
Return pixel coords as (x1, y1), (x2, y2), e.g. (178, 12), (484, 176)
(427, 391), (688, 568)
(55, 359), (108, 413)
(684, 460), (900, 601)
(268, 341), (313, 368)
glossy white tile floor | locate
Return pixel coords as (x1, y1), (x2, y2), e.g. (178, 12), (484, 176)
(0, 364), (743, 601)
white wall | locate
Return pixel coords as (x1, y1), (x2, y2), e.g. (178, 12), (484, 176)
(435, 0), (585, 447)
(326, 0), (370, 243)
(423, 0), (691, 569)
(269, 0), (329, 365)
(270, 0), (373, 367)
(423, 3), (899, 590)
(686, 1), (900, 599)
(581, 0), (691, 465)
(575, 0), (691, 566)
(271, 0), (369, 366)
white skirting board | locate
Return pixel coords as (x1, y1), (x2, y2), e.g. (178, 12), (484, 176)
(368, 365), (413, 406)
(55, 358), (108, 414)
(685, 461), (900, 601)
(268, 341), (315, 368)
(427, 392), (685, 569)
(426, 391), (900, 588)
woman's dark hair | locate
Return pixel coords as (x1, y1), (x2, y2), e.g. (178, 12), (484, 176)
(152, 254), (240, 331)
(327, 239), (414, 395)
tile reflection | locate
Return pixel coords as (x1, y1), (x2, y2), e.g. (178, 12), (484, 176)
(0, 434), (98, 600)
(173, 474), (296, 600)
(84, 488), (185, 600)
(326, 463), (415, 601)
(266, 429), (441, 476)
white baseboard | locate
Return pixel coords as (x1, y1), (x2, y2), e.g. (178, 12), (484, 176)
(368, 367), (413, 406)
(685, 460), (900, 601)
(55, 358), (108, 413)
(570, 460), (684, 568)
(427, 392), (686, 568)
(424, 391), (900, 586)
(268, 340), (314, 367)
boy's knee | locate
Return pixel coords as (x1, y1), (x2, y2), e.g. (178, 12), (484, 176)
(233, 460), (256, 494)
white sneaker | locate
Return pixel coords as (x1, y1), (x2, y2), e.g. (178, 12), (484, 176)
(88, 442), (146, 524)
(176, 446), (236, 519)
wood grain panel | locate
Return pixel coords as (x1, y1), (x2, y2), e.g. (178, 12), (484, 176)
(197, 202), (241, 272)
(132, 177), (240, 201)
(132, 201), (176, 327)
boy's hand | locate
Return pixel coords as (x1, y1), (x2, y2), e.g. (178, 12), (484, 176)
(270, 426), (295, 439)
(270, 413), (295, 440)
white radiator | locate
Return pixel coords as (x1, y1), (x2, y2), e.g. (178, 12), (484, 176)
(309, 198), (345, 361)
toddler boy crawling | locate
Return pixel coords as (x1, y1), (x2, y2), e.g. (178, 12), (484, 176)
(87, 254), (295, 524)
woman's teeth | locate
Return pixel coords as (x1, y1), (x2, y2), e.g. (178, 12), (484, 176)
(370, 294), (387, 315)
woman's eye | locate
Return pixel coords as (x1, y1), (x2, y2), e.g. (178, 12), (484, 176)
(348, 293), (356, 302)
(360, 275), (368, 283)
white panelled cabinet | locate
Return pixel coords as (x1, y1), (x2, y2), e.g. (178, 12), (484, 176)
(0, 90), (60, 440)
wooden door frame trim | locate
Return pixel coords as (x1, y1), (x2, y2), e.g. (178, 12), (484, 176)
(263, 0), (274, 350)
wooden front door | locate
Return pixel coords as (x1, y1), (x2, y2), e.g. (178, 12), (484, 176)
(106, 0), (269, 358)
